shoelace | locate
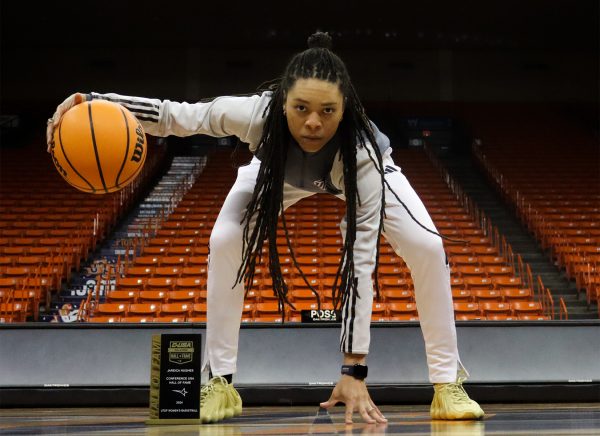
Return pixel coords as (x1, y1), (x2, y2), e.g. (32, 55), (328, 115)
(200, 376), (227, 401)
(442, 382), (471, 404)
(200, 383), (215, 401)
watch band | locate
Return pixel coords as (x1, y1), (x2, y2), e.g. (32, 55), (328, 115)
(341, 364), (368, 380)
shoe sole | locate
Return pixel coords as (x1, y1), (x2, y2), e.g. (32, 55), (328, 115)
(224, 403), (243, 419)
(201, 404), (241, 423)
(431, 411), (485, 420)
(200, 387), (242, 423)
(200, 408), (226, 424)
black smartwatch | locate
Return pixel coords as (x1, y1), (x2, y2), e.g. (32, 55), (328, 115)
(341, 364), (368, 380)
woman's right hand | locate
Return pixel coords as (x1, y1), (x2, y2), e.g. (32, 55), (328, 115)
(46, 92), (86, 152)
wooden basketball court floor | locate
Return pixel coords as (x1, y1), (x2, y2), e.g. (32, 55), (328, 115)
(1, 403), (599, 435)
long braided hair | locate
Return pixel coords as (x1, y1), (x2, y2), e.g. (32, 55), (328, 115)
(235, 32), (387, 314)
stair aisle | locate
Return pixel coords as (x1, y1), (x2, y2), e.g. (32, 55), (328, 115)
(41, 156), (206, 322)
(437, 151), (595, 319)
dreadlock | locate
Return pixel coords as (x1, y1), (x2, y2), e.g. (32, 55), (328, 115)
(235, 32), (387, 314)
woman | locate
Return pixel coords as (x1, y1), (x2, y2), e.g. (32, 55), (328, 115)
(47, 32), (484, 425)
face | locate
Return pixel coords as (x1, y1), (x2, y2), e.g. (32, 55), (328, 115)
(284, 78), (344, 152)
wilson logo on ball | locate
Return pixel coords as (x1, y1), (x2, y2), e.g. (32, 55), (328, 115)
(51, 99), (147, 194)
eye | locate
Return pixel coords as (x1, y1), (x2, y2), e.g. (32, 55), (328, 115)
(323, 107), (335, 115)
(295, 105), (306, 112)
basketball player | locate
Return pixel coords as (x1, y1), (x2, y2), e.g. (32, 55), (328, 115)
(47, 32), (484, 425)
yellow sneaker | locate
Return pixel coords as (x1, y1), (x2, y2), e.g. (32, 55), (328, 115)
(430, 378), (484, 420)
(200, 376), (243, 424)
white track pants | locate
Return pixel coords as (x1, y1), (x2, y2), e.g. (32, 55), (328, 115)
(204, 153), (464, 383)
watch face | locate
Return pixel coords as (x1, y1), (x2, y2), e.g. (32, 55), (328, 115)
(353, 365), (368, 379)
(342, 364), (368, 379)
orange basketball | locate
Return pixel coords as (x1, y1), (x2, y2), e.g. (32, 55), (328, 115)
(51, 99), (147, 194)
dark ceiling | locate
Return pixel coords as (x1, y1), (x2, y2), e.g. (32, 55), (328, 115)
(2, 0), (598, 51)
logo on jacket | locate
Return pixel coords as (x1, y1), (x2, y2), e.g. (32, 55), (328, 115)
(313, 178), (342, 195)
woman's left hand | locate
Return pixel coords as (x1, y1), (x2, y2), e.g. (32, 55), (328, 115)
(320, 375), (387, 424)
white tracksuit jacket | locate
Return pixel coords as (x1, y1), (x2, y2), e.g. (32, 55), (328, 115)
(90, 91), (465, 383)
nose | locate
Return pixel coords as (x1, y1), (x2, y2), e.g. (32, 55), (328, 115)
(305, 112), (322, 131)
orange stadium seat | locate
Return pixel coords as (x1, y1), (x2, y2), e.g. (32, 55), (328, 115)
(452, 289), (472, 302)
(473, 289), (503, 302)
(290, 288), (319, 302)
(256, 302), (282, 317)
(381, 289), (414, 302)
(152, 316), (186, 323)
(138, 290), (168, 303)
(388, 302), (418, 319)
(95, 303), (128, 317)
(378, 265), (407, 277)
(128, 303), (160, 317)
(258, 289), (278, 302)
(479, 255), (506, 266)
(457, 266), (486, 277)
(126, 267), (153, 278)
(134, 256), (160, 267)
(450, 277), (464, 289)
(493, 277), (523, 289)
(480, 302), (512, 317)
(145, 277), (174, 291)
(154, 266), (181, 277)
(160, 303), (192, 317)
(372, 302), (387, 317)
(186, 257), (208, 268)
(3, 247), (26, 256)
(159, 256), (186, 267)
(88, 316), (120, 323)
(464, 277), (493, 290)
(502, 288), (533, 302)
(452, 256), (479, 267)
(174, 277), (204, 290)
(106, 290), (138, 304)
(168, 290), (199, 304)
(142, 246), (167, 256)
(116, 277), (146, 290)
(0, 278), (18, 292)
(453, 302), (481, 320)
(119, 316), (151, 323)
(241, 303), (255, 319)
(511, 301), (543, 317)
(485, 266), (514, 277)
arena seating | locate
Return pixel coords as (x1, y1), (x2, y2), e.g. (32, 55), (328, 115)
(0, 139), (166, 322)
(80, 148), (548, 323)
(471, 106), (599, 316)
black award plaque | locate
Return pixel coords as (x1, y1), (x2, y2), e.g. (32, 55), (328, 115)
(147, 333), (202, 424)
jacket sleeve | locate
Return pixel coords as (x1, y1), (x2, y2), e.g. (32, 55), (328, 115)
(89, 92), (270, 148)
